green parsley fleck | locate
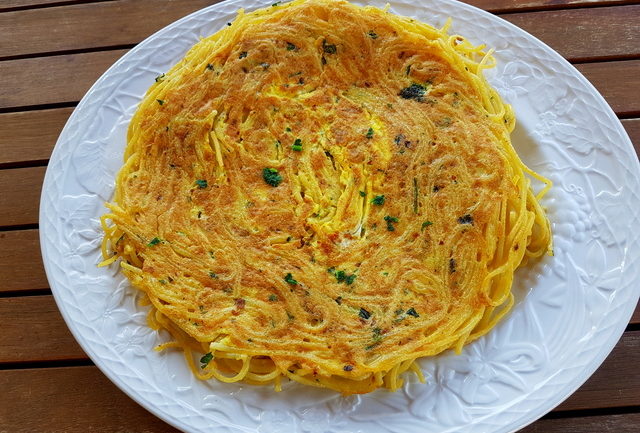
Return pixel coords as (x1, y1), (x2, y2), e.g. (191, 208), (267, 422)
(156, 99), (164, 105)
(359, 307), (371, 320)
(205, 63), (214, 71)
(286, 42), (296, 51)
(345, 274), (356, 285)
(272, 1), (281, 6)
(195, 179), (208, 189)
(154, 73), (165, 82)
(384, 215), (399, 231)
(291, 138), (303, 151)
(366, 127), (374, 139)
(239, 51), (248, 59)
(371, 195), (385, 206)
(284, 273), (298, 285)
(285, 126), (292, 132)
(200, 352), (213, 368)
(335, 270), (346, 283)
(359, 191), (366, 198)
(322, 39), (337, 54)
(209, 271), (218, 279)
(147, 237), (161, 247)
(368, 30), (378, 39)
(268, 294), (279, 302)
(406, 307), (420, 318)
(159, 279), (167, 284)
(262, 167), (282, 187)
(421, 221), (433, 230)
(399, 83), (425, 101)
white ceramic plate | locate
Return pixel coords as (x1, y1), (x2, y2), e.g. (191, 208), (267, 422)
(41, 1), (640, 432)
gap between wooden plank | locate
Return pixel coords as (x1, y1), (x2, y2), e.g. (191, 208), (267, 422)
(0, 0), (114, 13)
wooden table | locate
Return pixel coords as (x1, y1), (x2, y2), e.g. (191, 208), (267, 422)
(0, 0), (638, 431)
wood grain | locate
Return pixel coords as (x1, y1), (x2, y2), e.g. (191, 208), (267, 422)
(0, 49), (125, 109)
(0, 230), (48, 292)
(0, 108), (72, 166)
(0, 166), (44, 227)
(576, 60), (640, 116)
(0, 1), (110, 12)
(466, 0), (638, 13)
(622, 118), (640, 158)
(557, 331), (640, 411)
(0, 0), (219, 58)
(503, 5), (640, 62)
(1, 1), (638, 62)
(0, 296), (86, 363)
(520, 412), (640, 433)
(0, 366), (181, 433)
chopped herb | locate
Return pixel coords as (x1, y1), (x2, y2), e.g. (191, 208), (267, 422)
(394, 134), (405, 145)
(394, 308), (404, 316)
(195, 179), (208, 189)
(286, 42), (296, 51)
(322, 39), (337, 54)
(458, 214), (474, 225)
(383, 271), (389, 276)
(284, 273), (298, 285)
(147, 237), (161, 247)
(286, 236), (292, 242)
(209, 271), (218, 279)
(433, 185), (441, 192)
(239, 51), (248, 59)
(156, 99), (165, 105)
(449, 258), (457, 273)
(287, 311), (295, 320)
(399, 83), (425, 101)
(406, 64), (412, 76)
(345, 274), (356, 285)
(371, 195), (385, 206)
(291, 138), (303, 151)
(159, 279), (167, 284)
(365, 341), (381, 350)
(366, 127), (374, 139)
(327, 266), (336, 274)
(406, 308), (420, 318)
(335, 270), (347, 283)
(154, 73), (165, 82)
(359, 191), (366, 198)
(367, 30), (378, 39)
(200, 352), (213, 368)
(343, 365), (353, 371)
(285, 127), (292, 132)
(208, 251), (215, 259)
(384, 215), (399, 231)
(359, 307), (371, 320)
(227, 22), (232, 26)
(421, 221), (433, 230)
(269, 294), (279, 302)
(205, 63), (214, 71)
(335, 296), (342, 305)
(272, 1), (281, 6)
(262, 167), (282, 187)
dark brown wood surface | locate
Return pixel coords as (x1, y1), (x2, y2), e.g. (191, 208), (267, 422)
(0, 0), (638, 432)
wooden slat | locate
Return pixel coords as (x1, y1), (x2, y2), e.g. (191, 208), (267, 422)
(1, 1), (638, 62)
(0, 107), (72, 166)
(466, 0), (638, 12)
(576, 60), (640, 117)
(0, 296), (86, 363)
(0, 49), (125, 109)
(0, 166), (45, 227)
(0, 1), (108, 11)
(0, 230), (48, 292)
(520, 412), (640, 432)
(557, 331), (640, 411)
(0, 364), (637, 433)
(0, 366), (181, 433)
(0, 0), (218, 58)
(622, 118), (640, 158)
(503, 5), (640, 62)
